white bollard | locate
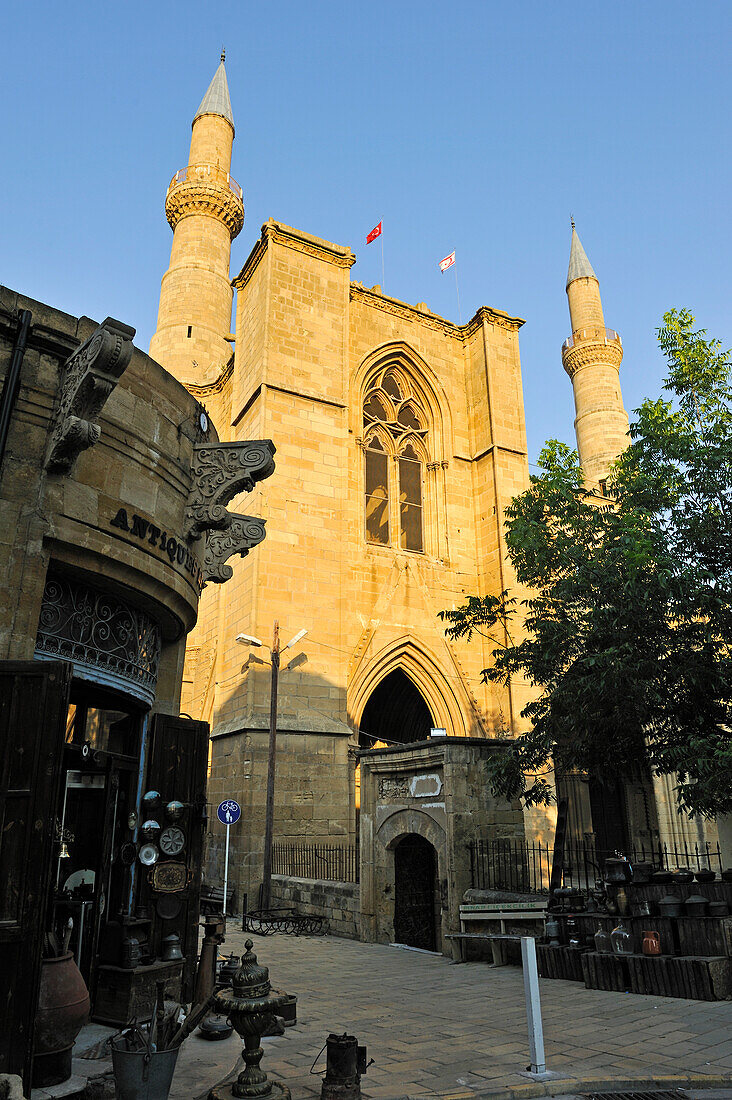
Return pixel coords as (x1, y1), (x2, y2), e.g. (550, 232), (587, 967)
(521, 936), (546, 1075)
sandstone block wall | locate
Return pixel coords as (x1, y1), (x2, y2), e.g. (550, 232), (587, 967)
(269, 875), (360, 939)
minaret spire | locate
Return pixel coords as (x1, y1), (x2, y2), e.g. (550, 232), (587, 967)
(194, 53), (234, 132)
(149, 56), (244, 386)
(561, 222), (629, 492)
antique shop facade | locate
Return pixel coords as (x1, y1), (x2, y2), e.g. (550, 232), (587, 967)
(0, 287), (274, 1088)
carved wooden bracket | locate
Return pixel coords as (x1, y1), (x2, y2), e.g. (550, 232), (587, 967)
(184, 439), (276, 540)
(45, 317), (135, 474)
(203, 514), (267, 583)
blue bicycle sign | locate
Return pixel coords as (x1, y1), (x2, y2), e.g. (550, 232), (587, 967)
(217, 799), (241, 825)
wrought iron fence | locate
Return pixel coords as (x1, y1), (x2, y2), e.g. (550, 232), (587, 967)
(271, 842), (360, 883)
(468, 837), (724, 895)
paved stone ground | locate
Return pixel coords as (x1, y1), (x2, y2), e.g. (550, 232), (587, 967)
(165, 930), (732, 1100)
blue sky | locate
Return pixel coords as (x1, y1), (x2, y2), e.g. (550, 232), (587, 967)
(3, 0), (730, 464)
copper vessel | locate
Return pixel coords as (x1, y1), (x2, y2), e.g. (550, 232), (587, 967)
(33, 952), (90, 1087)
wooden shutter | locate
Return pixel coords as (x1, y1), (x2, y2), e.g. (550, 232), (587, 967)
(0, 660), (71, 1090)
(145, 713), (209, 1000)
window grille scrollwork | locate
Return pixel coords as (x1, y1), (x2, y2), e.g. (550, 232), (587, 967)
(35, 575), (162, 706)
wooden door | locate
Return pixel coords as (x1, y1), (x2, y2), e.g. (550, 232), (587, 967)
(145, 714), (209, 1000)
(0, 660), (71, 1090)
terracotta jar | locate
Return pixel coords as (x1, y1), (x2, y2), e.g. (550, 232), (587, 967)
(33, 953), (90, 1087)
(642, 930), (661, 956)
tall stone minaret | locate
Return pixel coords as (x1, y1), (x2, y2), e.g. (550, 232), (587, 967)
(561, 222), (629, 492)
(150, 52), (244, 386)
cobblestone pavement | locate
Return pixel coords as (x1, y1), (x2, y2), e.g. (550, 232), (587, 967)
(170, 930), (732, 1100)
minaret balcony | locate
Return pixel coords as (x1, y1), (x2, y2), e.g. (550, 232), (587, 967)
(165, 164), (245, 239)
(168, 164), (243, 199)
(562, 327), (621, 353)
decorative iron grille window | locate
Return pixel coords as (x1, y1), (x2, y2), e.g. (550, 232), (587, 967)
(362, 368), (429, 552)
(35, 573), (162, 706)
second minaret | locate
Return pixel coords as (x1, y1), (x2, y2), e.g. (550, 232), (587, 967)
(561, 222), (629, 493)
(150, 53), (244, 386)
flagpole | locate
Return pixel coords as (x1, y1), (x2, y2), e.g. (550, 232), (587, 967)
(381, 231), (385, 294)
(454, 265), (462, 324)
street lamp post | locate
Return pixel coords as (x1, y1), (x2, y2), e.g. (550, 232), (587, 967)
(236, 623), (307, 911)
(262, 621), (280, 911)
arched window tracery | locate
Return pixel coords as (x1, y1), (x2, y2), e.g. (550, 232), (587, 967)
(362, 368), (429, 553)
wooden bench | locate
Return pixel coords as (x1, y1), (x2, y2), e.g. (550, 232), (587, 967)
(449, 900), (547, 965)
(447, 931), (525, 965)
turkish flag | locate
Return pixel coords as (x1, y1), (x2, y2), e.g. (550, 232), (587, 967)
(366, 221), (382, 244)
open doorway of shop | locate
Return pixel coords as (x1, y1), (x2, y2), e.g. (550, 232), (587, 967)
(56, 685), (144, 987)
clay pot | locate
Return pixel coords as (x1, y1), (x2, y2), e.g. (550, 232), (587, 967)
(709, 901), (730, 917)
(652, 870), (672, 884)
(33, 953), (90, 1087)
(684, 893), (709, 918)
(694, 869), (716, 884)
(721, 869), (732, 883)
(642, 930), (661, 956)
(616, 887), (630, 917)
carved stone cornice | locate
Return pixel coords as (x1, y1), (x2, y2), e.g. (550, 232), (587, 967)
(232, 220), (355, 291)
(349, 284), (524, 340)
(562, 338), (623, 379)
(165, 180), (244, 239)
(184, 439), (276, 540)
(45, 316), (135, 474)
(203, 514), (267, 583)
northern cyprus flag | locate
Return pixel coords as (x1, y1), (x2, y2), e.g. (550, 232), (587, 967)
(439, 250), (455, 272)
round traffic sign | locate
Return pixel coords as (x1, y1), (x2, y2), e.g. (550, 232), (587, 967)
(217, 799), (241, 825)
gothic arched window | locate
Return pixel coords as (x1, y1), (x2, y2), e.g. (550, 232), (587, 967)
(399, 443), (423, 552)
(362, 368), (429, 553)
(365, 435), (390, 545)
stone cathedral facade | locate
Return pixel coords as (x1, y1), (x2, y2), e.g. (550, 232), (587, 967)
(149, 58), (710, 903)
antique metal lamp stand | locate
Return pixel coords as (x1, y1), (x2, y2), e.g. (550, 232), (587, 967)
(209, 939), (290, 1100)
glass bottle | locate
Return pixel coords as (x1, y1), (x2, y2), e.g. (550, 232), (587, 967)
(594, 923), (612, 954)
(610, 919), (634, 955)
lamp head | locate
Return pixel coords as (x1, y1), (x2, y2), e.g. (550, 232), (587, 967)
(284, 628), (308, 650)
(236, 633), (263, 647)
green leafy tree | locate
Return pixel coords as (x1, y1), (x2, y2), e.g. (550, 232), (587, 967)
(440, 310), (732, 817)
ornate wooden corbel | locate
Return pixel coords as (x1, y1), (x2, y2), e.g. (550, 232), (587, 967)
(45, 317), (135, 473)
(184, 439), (276, 540)
(202, 514), (267, 583)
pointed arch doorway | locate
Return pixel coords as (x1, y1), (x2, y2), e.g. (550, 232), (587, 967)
(358, 668), (434, 749)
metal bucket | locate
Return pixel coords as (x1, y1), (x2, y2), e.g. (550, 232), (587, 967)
(111, 1037), (180, 1100)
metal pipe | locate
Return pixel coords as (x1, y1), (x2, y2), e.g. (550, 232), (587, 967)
(0, 309), (32, 469)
